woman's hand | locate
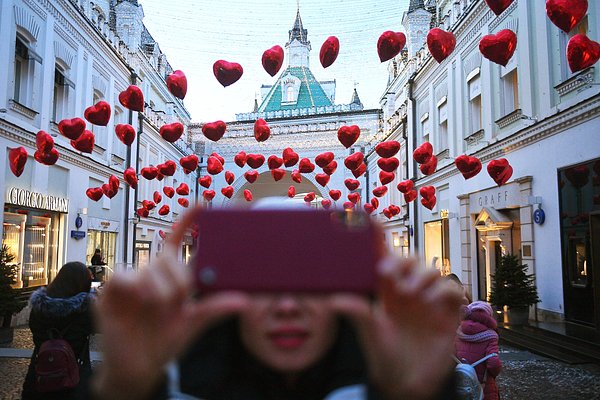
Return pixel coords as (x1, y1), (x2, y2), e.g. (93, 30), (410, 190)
(93, 207), (249, 400)
(331, 257), (463, 400)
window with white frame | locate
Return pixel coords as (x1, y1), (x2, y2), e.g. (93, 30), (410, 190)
(421, 112), (430, 144)
(437, 96), (449, 151)
(559, 16), (589, 81)
(467, 69), (482, 135)
(52, 64), (73, 123)
(13, 33), (41, 107)
(91, 90), (107, 149)
(112, 106), (127, 159)
(500, 67), (519, 116)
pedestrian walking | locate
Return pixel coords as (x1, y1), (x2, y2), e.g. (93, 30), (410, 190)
(90, 249), (107, 282)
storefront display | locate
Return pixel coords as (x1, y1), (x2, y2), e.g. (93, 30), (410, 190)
(424, 218), (450, 275)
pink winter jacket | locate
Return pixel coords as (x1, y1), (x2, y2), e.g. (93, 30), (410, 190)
(455, 311), (502, 400)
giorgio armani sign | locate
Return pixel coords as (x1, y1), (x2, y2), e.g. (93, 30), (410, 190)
(6, 187), (69, 213)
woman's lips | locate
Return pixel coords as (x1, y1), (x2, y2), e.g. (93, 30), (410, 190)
(268, 327), (309, 350)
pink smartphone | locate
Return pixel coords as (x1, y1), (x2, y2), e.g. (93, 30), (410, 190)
(192, 209), (378, 294)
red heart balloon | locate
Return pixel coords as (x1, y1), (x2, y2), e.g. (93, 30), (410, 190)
(480, 29), (517, 66)
(115, 124), (136, 146)
(315, 152), (335, 168)
(244, 189), (253, 202)
(320, 36), (340, 68)
(304, 192), (316, 203)
(119, 85), (145, 112)
(348, 192), (361, 204)
(382, 208), (392, 219)
(378, 157), (399, 173)
(262, 45), (284, 77)
(58, 118), (86, 140)
(344, 152), (364, 171)
(404, 190), (418, 203)
(202, 120), (227, 142)
(337, 125), (361, 148)
(413, 142), (434, 164)
(141, 166), (158, 180)
(180, 154), (199, 172)
(377, 31), (406, 62)
(329, 190), (342, 201)
(34, 148), (59, 166)
(124, 168), (138, 189)
(159, 160), (177, 177)
(36, 130), (54, 153)
(484, 0), (514, 16)
(142, 200), (155, 211)
(158, 205), (170, 216)
(315, 173), (330, 187)
(397, 179), (414, 194)
(420, 186), (436, 200)
(160, 122), (184, 143)
(245, 170), (259, 183)
(176, 183), (190, 196)
(288, 186), (296, 198)
(198, 176), (212, 188)
(213, 60), (244, 87)
(153, 191), (162, 204)
(567, 34), (600, 73)
(167, 70), (187, 100)
(343, 202), (355, 211)
(299, 158), (315, 174)
(282, 147), (299, 167)
(267, 155), (284, 170)
(344, 179), (360, 191)
(321, 199), (332, 209)
(420, 155), (438, 176)
(269, 169), (284, 181)
(323, 160), (338, 176)
(234, 151), (248, 168)
(224, 170), (235, 185)
(163, 186), (175, 198)
(207, 156), (224, 175)
(137, 207), (149, 218)
(254, 118), (271, 142)
(203, 190), (216, 202)
(373, 186), (388, 198)
(421, 196), (437, 210)
(351, 163), (367, 178)
(158, 230), (166, 240)
(70, 130), (95, 153)
(546, 0), (588, 33)
(109, 175), (120, 191)
(86, 187), (103, 202)
(455, 155), (482, 179)
(84, 100), (111, 126)
(210, 152), (225, 165)
(379, 171), (395, 185)
(427, 28), (456, 63)
(246, 154), (265, 169)
(291, 170), (303, 183)
(102, 183), (117, 199)
(221, 186), (235, 199)
(389, 205), (401, 216)
(364, 203), (375, 215)
(157, 172), (165, 182)
(487, 158), (514, 186)
(375, 140), (400, 158)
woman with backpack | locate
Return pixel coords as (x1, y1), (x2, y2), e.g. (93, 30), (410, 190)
(22, 261), (95, 400)
(455, 301), (502, 400)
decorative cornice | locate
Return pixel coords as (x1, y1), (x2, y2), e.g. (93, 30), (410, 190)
(555, 67), (595, 97)
(495, 109), (523, 129)
(9, 100), (38, 119)
(488, 0), (518, 32)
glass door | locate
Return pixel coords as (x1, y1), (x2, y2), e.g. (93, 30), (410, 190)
(2, 212), (26, 288)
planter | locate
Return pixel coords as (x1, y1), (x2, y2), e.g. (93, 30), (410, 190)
(507, 306), (529, 325)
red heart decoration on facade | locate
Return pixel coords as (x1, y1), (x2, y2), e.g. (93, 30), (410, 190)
(210, 152), (225, 165)
(421, 196), (437, 210)
(427, 28), (456, 63)
(337, 125), (361, 148)
(58, 118), (86, 140)
(245, 170), (259, 183)
(344, 152), (364, 171)
(299, 158), (315, 173)
(167, 70), (188, 100)
(404, 190), (418, 203)
(484, 0), (514, 16)
(315, 152), (335, 168)
(36, 130), (54, 153)
(377, 31), (406, 62)
(221, 186), (235, 199)
(267, 155), (284, 170)
(137, 207), (149, 218)
(397, 179), (414, 194)
(420, 186), (436, 200)
(234, 151), (248, 168)
(124, 168), (138, 189)
(160, 122), (184, 143)
(70, 130), (95, 153)
(246, 154), (265, 169)
(244, 189), (253, 202)
(141, 166), (158, 180)
(198, 176), (212, 188)
(329, 190), (342, 201)
(389, 205), (401, 216)
(213, 60), (244, 87)
(159, 160), (177, 177)
(487, 158), (513, 186)
(282, 148), (299, 167)
(315, 173), (330, 187)
(455, 155), (482, 179)
(378, 157), (399, 173)
(176, 183), (190, 196)
(180, 154), (199, 172)
(352, 163), (367, 178)
(271, 169), (286, 181)
(202, 120), (227, 142)
(102, 184), (117, 199)
(224, 170), (235, 185)
(413, 142), (433, 164)
(34, 149), (59, 166)
(344, 179), (360, 191)
(254, 118), (271, 142)
(119, 85), (145, 112)
(321, 199), (332, 209)
(115, 124), (136, 146)
(207, 156), (224, 175)
(109, 175), (120, 191)
(567, 34), (600, 73)
(287, 186), (296, 198)
(163, 186), (175, 198)
(371, 197), (380, 210)
(158, 205), (170, 216)
(323, 161), (338, 175)
(304, 192), (316, 203)
(383, 208), (393, 219)
(480, 29), (517, 66)
(291, 170), (302, 183)
(86, 187), (103, 202)
(320, 36), (340, 68)
(379, 171), (395, 185)
(373, 186), (388, 198)
(363, 204), (375, 215)
(203, 190), (216, 202)
(84, 100), (111, 126)
(420, 155), (438, 176)
(375, 141), (401, 158)
(546, 0), (588, 33)
(153, 191), (162, 204)
(262, 45), (284, 77)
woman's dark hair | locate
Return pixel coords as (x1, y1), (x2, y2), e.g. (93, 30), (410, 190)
(46, 261), (92, 298)
(94, 249), (101, 254)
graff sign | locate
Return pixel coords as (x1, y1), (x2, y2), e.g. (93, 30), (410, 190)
(6, 187), (69, 213)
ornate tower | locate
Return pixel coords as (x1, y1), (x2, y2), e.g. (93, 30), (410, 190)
(114, 0), (145, 51)
(286, 8), (311, 68)
(402, 0), (433, 58)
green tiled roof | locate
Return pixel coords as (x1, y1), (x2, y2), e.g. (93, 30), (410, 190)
(258, 67), (333, 112)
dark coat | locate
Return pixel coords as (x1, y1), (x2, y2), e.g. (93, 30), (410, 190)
(22, 288), (94, 400)
(91, 254), (106, 266)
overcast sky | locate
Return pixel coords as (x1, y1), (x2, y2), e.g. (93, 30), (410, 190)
(140, 0), (410, 122)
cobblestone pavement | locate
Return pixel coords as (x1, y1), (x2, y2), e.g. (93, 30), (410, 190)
(2, 328), (600, 399)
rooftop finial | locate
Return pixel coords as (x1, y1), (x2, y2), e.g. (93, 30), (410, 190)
(287, 5), (310, 46)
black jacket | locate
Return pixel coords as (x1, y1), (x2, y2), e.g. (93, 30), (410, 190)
(22, 288), (94, 400)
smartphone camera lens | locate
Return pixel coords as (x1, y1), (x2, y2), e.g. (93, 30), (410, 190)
(199, 267), (217, 286)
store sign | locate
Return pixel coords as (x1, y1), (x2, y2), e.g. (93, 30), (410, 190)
(6, 187), (69, 213)
(88, 217), (119, 232)
(470, 183), (521, 210)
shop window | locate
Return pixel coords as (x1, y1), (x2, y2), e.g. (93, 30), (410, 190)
(424, 219), (451, 275)
(135, 241), (151, 269)
(86, 230), (117, 269)
(500, 68), (519, 117)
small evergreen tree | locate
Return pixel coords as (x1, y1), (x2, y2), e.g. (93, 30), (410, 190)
(490, 254), (540, 309)
(0, 245), (25, 328)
